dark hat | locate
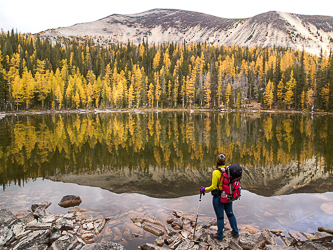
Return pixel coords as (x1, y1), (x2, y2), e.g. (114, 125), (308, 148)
(217, 154), (226, 165)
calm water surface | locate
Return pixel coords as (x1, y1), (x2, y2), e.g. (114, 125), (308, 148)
(1, 111), (333, 248)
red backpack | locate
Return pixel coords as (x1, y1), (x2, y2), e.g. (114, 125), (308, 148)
(218, 164), (242, 203)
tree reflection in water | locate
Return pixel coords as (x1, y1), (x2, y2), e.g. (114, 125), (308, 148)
(0, 111), (333, 247)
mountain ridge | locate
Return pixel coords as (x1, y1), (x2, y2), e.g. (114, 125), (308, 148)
(39, 9), (333, 55)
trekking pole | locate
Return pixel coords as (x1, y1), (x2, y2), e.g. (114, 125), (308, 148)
(193, 192), (202, 239)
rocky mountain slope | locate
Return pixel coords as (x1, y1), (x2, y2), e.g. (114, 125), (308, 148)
(39, 9), (333, 56)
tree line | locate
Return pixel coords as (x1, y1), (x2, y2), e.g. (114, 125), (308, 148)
(0, 30), (333, 111)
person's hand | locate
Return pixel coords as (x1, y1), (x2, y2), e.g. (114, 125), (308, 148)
(200, 187), (206, 195)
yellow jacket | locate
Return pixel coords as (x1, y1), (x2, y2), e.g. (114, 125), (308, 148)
(205, 165), (226, 192)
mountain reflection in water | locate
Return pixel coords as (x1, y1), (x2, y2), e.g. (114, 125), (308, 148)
(1, 111), (333, 248)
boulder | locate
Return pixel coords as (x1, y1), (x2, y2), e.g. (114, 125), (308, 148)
(31, 201), (51, 213)
(171, 218), (183, 230)
(239, 231), (267, 250)
(31, 201), (52, 218)
(81, 241), (125, 250)
(0, 208), (18, 227)
(58, 195), (82, 208)
(262, 228), (276, 245)
(21, 213), (35, 224)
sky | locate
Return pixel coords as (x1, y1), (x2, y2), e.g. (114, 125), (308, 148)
(0, 0), (332, 34)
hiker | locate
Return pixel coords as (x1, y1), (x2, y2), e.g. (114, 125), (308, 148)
(200, 153), (239, 240)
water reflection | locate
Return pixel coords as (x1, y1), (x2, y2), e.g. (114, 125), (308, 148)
(1, 111), (332, 196)
(1, 178), (332, 249)
(1, 111), (333, 248)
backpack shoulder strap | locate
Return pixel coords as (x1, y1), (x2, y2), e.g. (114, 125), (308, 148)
(217, 168), (224, 191)
(227, 167), (233, 196)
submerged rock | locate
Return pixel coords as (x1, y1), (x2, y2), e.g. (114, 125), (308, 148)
(142, 222), (164, 237)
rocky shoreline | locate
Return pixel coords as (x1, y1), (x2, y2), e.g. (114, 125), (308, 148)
(1, 200), (333, 250)
(132, 210), (333, 250)
(1, 107), (333, 117)
(0, 201), (124, 250)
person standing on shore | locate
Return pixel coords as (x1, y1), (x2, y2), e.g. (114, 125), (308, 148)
(200, 153), (239, 240)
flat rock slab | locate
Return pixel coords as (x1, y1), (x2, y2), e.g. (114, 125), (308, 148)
(264, 245), (297, 250)
(301, 241), (333, 250)
(26, 220), (52, 230)
(301, 231), (333, 242)
(140, 243), (170, 250)
(0, 226), (13, 246)
(12, 230), (48, 250)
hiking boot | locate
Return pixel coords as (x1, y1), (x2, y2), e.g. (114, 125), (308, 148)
(231, 231), (239, 238)
(210, 233), (223, 241)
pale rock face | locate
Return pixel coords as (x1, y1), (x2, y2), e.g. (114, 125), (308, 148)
(39, 9), (333, 56)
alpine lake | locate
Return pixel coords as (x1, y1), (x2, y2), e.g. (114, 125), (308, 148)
(1, 110), (333, 249)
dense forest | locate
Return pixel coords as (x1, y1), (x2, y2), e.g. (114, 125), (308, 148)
(0, 30), (333, 111)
